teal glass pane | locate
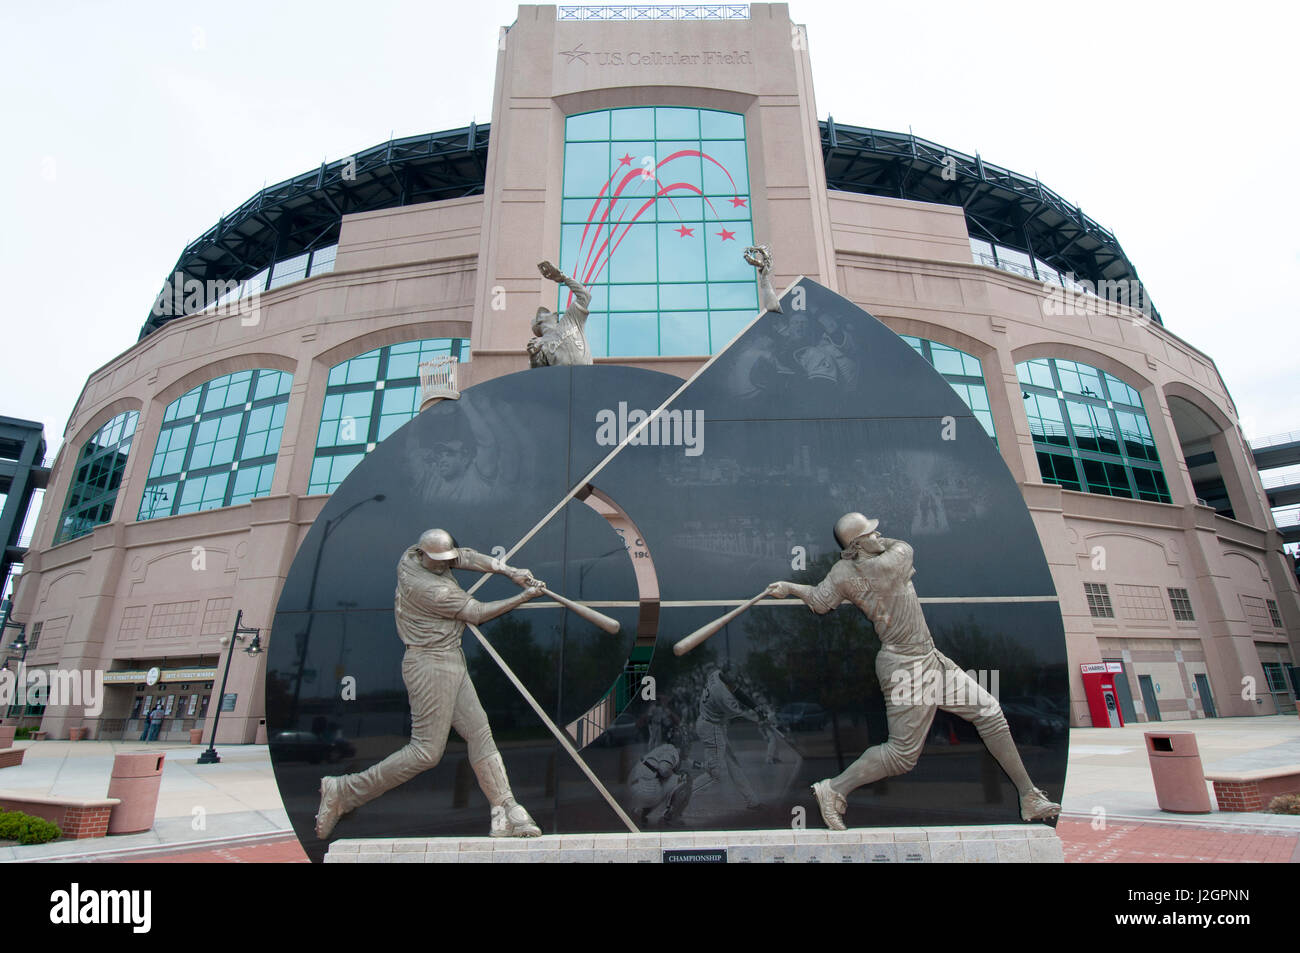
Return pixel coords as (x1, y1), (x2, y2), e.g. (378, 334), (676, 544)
(608, 312), (659, 355)
(654, 143), (703, 191)
(929, 342), (967, 377)
(1104, 372), (1142, 407)
(1017, 359), (1055, 390)
(564, 142), (612, 197)
(700, 109), (744, 139)
(254, 370), (290, 401)
(566, 110), (610, 141)
(175, 390), (201, 419)
(660, 283), (709, 310)
(658, 195), (703, 221)
(660, 311), (710, 356)
(704, 222), (753, 280)
(609, 284), (659, 311)
(656, 107), (699, 139)
(586, 314), (609, 358)
(607, 224), (657, 282)
(656, 223), (707, 281)
(138, 482), (176, 519)
(210, 438), (238, 466)
(611, 107), (655, 140)
(701, 140), (748, 196)
(708, 282), (757, 310)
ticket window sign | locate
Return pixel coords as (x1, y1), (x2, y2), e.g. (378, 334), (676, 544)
(1081, 662), (1124, 728)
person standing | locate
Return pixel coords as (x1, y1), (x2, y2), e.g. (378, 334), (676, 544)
(144, 703), (164, 742)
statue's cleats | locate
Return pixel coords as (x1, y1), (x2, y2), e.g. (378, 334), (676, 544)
(1020, 787), (1061, 823)
(811, 779), (848, 831)
(315, 776), (347, 840)
(491, 802), (542, 837)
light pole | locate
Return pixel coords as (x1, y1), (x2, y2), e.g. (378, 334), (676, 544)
(1, 630), (27, 723)
(197, 609), (263, 765)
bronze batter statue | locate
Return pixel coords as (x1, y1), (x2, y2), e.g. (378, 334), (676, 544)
(314, 528), (546, 840)
(766, 513), (1061, 829)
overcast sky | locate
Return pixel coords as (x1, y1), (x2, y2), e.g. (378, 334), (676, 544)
(2, 0), (1296, 464)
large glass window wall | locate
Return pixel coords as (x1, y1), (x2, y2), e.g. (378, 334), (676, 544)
(138, 370), (292, 519)
(1016, 357), (1170, 502)
(560, 108), (757, 357)
(309, 338), (470, 495)
(55, 410), (140, 543)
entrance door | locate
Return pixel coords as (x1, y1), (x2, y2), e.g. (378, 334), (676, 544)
(1138, 675), (1161, 722)
(1105, 659), (1138, 724)
(1194, 673), (1217, 717)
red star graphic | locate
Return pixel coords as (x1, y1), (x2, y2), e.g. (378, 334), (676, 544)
(716, 228), (736, 241)
(729, 196), (747, 208)
(675, 225), (695, 237)
(618, 153), (634, 166)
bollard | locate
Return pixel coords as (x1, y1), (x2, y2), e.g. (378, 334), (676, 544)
(1144, 731), (1212, 813)
(106, 751), (167, 834)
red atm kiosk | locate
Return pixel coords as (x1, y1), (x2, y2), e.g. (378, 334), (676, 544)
(1080, 662), (1125, 727)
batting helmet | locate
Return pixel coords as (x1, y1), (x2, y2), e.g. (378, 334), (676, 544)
(417, 528), (459, 561)
(833, 512), (879, 550)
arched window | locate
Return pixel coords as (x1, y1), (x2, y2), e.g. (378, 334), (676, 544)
(560, 107), (756, 357)
(899, 336), (996, 441)
(138, 369), (292, 519)
(1016, 357), (1170, 502)
(54, 410), (140, 543)
(309, 338), (470, 495)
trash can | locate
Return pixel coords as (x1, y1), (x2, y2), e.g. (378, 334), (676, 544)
(255, 719), (268, 745)
(1144, 731), (1212, 813)
(68, 726), (86, 741)
(106, 752), (166, 834)
(189, 728), (204, 744)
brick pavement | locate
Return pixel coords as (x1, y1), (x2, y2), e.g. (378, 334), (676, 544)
(1057, 818), (1299, 864)
(109, 835), (310, 864)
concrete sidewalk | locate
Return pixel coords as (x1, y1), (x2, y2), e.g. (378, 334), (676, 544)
(0, 740), (289, 862)
(1060, 714), (1300, 832)
(2, 714), (1298, 861)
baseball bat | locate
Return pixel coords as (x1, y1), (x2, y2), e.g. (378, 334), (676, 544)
(673, 590), (769, 656)
(542, 587), (621, 635)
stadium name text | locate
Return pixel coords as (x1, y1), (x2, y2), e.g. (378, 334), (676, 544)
(589, 50), (752, 66)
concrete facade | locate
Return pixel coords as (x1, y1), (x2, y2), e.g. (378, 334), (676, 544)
(6, 3), (1297, 742)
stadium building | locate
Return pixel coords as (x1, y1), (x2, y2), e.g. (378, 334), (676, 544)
(5, 3), (1297, 743)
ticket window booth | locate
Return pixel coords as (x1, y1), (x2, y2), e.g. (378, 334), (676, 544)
(130, 682), (214, 738)
(1081, 662), (1125, 727)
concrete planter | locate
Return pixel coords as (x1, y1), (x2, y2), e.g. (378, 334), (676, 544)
(0, 727), (15, 749)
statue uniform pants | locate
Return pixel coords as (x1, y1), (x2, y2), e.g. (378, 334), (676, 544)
(337, 646), (500, 810)
(691, 718), (759, 807)
(829, 646), (1032, 796)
